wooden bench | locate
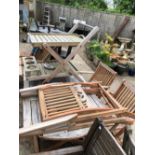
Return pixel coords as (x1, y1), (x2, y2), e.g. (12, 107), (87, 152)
(29, 118), (127, 155)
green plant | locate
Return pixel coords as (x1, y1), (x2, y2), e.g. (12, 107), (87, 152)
(105, 33), (113, 43)
(87, 40), (101, 55)
(113, 0), (135, 15)
(87, 40), (113, 67)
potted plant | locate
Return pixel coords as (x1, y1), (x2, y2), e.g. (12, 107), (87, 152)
(128, 61), (135, 76)
(86, 40), (101, 61)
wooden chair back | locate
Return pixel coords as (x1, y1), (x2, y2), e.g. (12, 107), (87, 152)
(122, 128), (135, 155)
(113, 80), (135, 113)
(90, 62), (117, 86)
(83, 118), (126, 155)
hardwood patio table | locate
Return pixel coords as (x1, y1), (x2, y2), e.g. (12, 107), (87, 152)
(28, 22), (99, 83)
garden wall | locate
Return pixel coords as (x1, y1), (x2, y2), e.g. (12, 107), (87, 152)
(36, 1), (135, 39)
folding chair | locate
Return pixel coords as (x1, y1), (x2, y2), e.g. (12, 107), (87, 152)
(89, 62), (117, 86)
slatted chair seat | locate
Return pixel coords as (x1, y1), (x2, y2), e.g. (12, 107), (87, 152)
(89, 62), (117, 87)
(29, 118), (127, 155)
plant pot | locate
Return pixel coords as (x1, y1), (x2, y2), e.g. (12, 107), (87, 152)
(109, 62), (117, 70)
(93, 56), (100, 67)
(128, 61), (135, 76)
(128, 67), (135, 76)
(115, 64), (127, 75)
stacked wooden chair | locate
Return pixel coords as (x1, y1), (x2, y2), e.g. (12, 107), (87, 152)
(29, 118), (127, 155)
(99, 80), (135, 140)
(100, 80), (135, 117)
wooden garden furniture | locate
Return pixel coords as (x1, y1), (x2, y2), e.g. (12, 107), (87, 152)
(99, 80), (135, 117)
(20, 81), (134, 149)
(28, 22), (99, 83)
(77, 62), (117, 87)
(113, 80), (135, 115)
(29, 118), (127, 155)
(98, 80), (135, 140)
(89, 62), (117, 86)
(122, 126), (135, 155)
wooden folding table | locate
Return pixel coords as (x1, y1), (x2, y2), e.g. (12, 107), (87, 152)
(28, 22), (99, 83)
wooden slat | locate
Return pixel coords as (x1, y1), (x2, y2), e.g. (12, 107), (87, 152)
(23, 98), (32, 127)
(31, 98), (41, 125)
(45, 95), (75, 102)
(47, 108), (80, 118)
(43, 86), (70, 92)
(47, 104), (80, 114)
(46, 101), (79, 109)
(46, 98), (77, 106)
(29, 33), (83, 47)
(44, 92), (73, 99)
(43, 88), (71, 95)
(38, 89), (48, 120)
(90, 62), (117, 86)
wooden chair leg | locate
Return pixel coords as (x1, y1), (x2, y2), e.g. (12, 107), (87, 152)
(33, 136), (39, 153)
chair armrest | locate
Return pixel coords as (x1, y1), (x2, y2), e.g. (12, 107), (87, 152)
(19, 114), (77, 137)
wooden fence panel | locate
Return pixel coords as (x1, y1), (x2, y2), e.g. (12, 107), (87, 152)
(36, 1), (135, 39)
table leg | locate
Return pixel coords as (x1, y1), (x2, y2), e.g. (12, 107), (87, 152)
(33, 136), (39, 153)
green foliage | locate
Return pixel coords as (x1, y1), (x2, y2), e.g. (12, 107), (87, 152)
(42, 0), (134, 15)
(113, 0), (135, 15)
(87, 40), (101, 55)
(87, 40), (113, 66)
(44, 0), (108, 11)
(40, 0), (135, 15)
(105, 33), (113, 43)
